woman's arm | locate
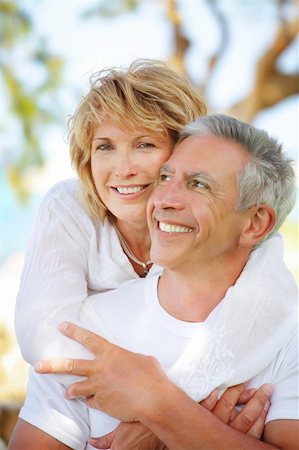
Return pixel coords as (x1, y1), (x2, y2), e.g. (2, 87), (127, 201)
(15, 181), (91, 367)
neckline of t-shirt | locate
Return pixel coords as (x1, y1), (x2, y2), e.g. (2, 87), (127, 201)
(144, 274), (205, 338)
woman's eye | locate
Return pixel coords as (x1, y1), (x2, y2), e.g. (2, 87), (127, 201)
(138, 142), (155, 149)
(96, 143), (112, 151)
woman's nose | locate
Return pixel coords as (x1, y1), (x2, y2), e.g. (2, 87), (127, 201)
(115, 152), (138, 178)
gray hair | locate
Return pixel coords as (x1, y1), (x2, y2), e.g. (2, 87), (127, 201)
(179, 114), (296, 240)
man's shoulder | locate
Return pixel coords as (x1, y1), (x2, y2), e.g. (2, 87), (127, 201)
(249, 325), (298, 387)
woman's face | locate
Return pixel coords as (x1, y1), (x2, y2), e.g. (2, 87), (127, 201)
(91, 119), (173, 225)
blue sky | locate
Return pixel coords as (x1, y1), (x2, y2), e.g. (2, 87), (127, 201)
(1, 0), (298, 262)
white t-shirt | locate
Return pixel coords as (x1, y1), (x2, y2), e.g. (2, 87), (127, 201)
(19, 275), (299, 450)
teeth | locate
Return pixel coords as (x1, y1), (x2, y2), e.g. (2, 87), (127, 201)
(159, 222), (192, 233)
(116, 186), (144, 194)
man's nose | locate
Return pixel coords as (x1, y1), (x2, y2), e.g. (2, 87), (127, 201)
(154, 182), (186, 210)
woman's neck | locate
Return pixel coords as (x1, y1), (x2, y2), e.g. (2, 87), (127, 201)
(113, 217), (152, 277)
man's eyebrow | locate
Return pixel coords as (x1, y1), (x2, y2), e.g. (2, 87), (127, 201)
(160, 165), (174, 174)
(188, 171), (213, 180)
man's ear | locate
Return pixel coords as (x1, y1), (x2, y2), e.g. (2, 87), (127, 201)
(239, 205), (276, 247)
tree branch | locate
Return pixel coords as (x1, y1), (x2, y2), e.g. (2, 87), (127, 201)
(228, 18), (299, 121)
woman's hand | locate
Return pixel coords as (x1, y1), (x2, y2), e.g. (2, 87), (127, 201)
(88, 385), (270, 449)
(88, 422), (166, 450)
(35, 321), (171, 422)
(200, 383), (271, 439)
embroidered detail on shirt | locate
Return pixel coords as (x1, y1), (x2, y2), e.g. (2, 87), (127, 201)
(168, 325), (235, 401)
(64, 270), (81, 282)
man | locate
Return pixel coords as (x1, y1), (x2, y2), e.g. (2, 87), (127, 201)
(9, 115), (298, 449)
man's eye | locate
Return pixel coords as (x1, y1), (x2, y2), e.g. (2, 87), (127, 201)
(192, 180), (208, 189)
(159, 174), (172, 183)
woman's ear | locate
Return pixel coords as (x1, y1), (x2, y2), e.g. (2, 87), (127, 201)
(239, 205), (276, 247)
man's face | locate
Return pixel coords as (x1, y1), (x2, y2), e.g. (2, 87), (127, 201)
(147, 134), (253, 271)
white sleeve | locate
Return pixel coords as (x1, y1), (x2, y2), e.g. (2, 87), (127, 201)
(19, 368), (89, 450)
(15, 180), (92, 366)
(265, 328), (299, 423)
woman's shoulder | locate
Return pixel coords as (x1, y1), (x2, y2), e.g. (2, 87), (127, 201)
(36, 178), (94, 230)
(47, 177), (79, 199)
(40, 178), (83, 212)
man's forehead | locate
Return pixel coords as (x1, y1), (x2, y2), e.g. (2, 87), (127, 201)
(176, 134), (234, 151)
(170, 134), (251, 168)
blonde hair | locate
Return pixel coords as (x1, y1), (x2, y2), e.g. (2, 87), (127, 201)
(69, 59), (206, 220)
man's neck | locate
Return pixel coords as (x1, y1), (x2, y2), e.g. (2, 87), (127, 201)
(157, 255), (250, 323)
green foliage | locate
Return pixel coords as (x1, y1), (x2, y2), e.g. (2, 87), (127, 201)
(81, 0), (139, 19)
(0, 0), (64, 202)
(0, 323), (12, 358)
(0, 0), (31, 46)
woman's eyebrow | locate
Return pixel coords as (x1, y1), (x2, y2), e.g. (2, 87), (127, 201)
(92, 136), (110, 142)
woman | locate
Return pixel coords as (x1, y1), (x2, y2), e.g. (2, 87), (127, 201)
(15, 59), (207, 366)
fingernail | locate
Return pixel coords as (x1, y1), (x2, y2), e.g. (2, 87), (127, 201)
(58, 321), (69, 332)
(63, 390), (70, 399)
(264, 400), (271, 412)
(34, 362), (43, 373)
(262, 384), (273, 396)
(246, 388), (256, 396)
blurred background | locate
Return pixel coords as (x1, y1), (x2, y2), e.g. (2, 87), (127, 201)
(0, 0), (298, 446)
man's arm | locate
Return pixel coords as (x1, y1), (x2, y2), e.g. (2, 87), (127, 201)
(89, 384), (271, 449)
(263, 421), (299, 450)
(8, 419), (72, 450)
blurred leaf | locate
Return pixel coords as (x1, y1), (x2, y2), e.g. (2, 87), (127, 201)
(0, 0), (31, 47)
(0, 1), (64, 202)
(0, 323), (12, 359)
(81, 0), (140, 19)
(7, 166), (31, 204)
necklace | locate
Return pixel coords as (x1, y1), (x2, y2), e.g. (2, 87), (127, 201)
(114, 225), (152, 277)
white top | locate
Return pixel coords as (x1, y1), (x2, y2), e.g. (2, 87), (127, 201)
(19, 275), (299, 450)
(15, 178), (298, 399)
(14, 178), (162, 364)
